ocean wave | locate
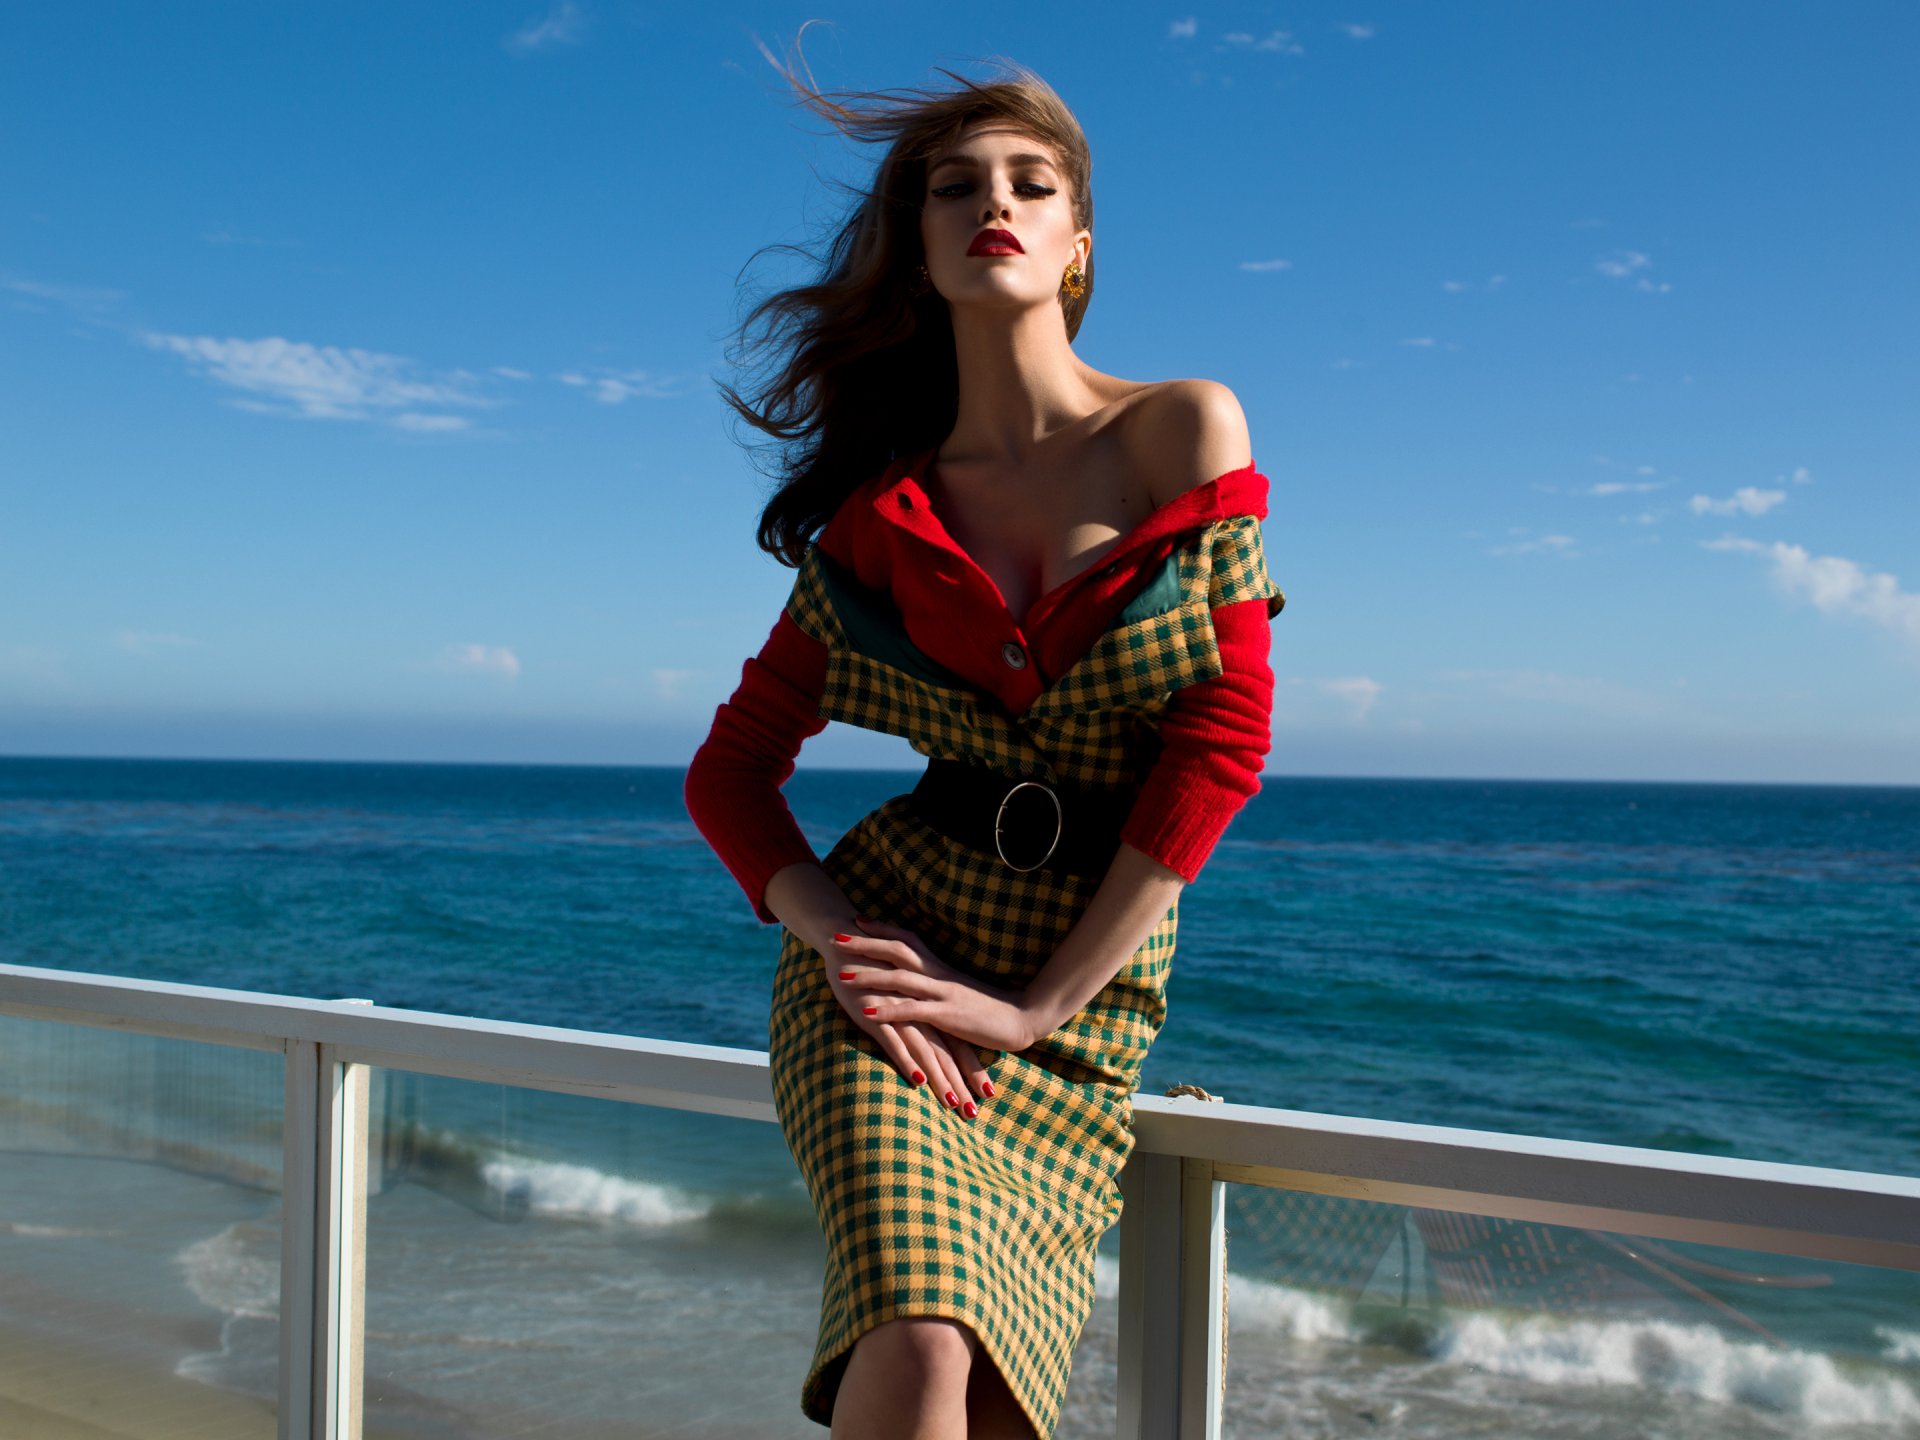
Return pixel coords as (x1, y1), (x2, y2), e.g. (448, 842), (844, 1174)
(1229, 1272), (1357, 1342)
(1436, 1310), (1920, 1428)
(173, 1222), (281, 1399)
(1882, 1327), (1920, 1366)
(176, 1220), (280, 1320)
(478, 1157), (711, 1227)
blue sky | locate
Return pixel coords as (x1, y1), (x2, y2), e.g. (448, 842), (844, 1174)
(3, 2), (1916, 782)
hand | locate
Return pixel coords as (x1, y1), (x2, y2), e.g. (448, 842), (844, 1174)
(824, 933), (993, 1119)
(833, 918), (1043, 1057)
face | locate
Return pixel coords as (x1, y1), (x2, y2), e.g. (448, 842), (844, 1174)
(919, 124), (1089, 318)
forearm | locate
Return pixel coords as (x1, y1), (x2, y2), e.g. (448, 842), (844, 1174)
(763, 861), (862, 957)
(1020, 843), (1185, 1040)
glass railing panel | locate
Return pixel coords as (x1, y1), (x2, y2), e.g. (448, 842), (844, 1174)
(359, 1069), (825, 1437)
(1054, 1231), (1122, 1438)
(1222, 1182), (1920, 1438)
(0, 1013), (283, 1438)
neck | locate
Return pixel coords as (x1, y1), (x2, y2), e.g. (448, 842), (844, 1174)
(940, 302), (1097, 466)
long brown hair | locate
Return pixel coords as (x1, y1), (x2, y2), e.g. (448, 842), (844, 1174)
(724, 51), (1095, 566)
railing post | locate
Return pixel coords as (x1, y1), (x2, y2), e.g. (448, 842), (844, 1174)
(1116, 1150), (1227, 1440)
(1178, 1158), (1226, 1440)
(278, 1012), (370, 1440)
(315, 1042), (369, 1439)
(280, 1039), (319, 1440)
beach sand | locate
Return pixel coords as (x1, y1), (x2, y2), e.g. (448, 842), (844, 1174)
(0, 1321), (274, 1440)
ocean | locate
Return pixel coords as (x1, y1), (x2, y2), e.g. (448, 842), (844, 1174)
(1, 755), (1916, 1437)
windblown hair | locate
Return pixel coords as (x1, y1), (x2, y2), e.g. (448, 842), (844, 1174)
(724, 52), (1095, 565)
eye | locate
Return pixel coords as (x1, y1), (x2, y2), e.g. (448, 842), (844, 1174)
(1017, 182), (1058, 199)
(930, 181), (972, 200)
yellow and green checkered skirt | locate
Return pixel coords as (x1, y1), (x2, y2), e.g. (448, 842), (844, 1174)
(767, 515), (1281, 1435)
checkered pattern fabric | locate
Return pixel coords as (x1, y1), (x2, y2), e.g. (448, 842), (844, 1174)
(770, 515), (1272, 1436)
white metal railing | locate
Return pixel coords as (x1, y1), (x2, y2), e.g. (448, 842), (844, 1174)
(4, 959), (1918, 1440)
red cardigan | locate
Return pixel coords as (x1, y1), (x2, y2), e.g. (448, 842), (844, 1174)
(686, 458), (1277, 919)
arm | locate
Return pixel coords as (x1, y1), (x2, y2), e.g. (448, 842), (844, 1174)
(688, 616), (995, 1112)
(683, 612), (829, 920)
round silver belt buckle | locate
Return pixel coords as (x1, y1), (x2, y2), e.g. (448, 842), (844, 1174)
(994, 780), (1063, 873)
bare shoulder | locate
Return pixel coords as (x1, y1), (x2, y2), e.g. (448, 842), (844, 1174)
(1121, 379), (1253, 506)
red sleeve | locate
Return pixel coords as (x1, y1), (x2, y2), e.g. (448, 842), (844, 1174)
(684, 612), (830, 921)
(1119, 597), (1274, 881)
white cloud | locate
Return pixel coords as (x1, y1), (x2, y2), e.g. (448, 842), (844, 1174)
(1238, 258), (1292, 273)
(1339, 22), (1377, 39)
(1223, 29), (1304, 54)
(1330, 357), (1364, 370)
(491, 366), (534, 381)
(1582, 481), (1662, 496)
(1688, 487), (1786, 517)
(439, 644), (521, 679)
(1620, 511), (1661, 526)
(1785, 465), (1814, 486)
(1319, 676), (1382, 721)
(4, 275), (126, 322)
(391, 412), (471, 433)
(504, 1), (586, 55)
(117, 631), (199, 654)
(1488, 530), (1577, 558)
(1595, 250), (1650, 279)
(1703, 538), (1920, 645)
(1169, 16), (1198, 39)
(1442, 274), (1504, 294)
(1400, 336), (1437, 347)
(141, 332), (489, 429)
(554, 367), (679, 403)
(1595, 249), (1672, 293)
(652, 668), (694, 699)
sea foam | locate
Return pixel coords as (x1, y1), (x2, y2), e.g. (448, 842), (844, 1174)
(479, 1157), (710, 1226)
(1436, 1310), (1920, 1428)
(1882, 1327), (1920, 1366)
(177, 1220), (279, 1320)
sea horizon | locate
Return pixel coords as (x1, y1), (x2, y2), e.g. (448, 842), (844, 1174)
(2, 748), (1915, 793)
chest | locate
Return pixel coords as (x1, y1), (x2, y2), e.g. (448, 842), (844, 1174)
(930, 456), (1156, 622)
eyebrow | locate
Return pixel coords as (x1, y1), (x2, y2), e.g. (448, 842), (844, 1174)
(927, 151), (1060, 173)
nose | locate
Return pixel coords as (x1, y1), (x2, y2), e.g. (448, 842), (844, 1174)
(979, 181), (1012, 224)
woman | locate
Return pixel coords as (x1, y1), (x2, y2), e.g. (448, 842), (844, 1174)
(686, 61), (1283, 1439)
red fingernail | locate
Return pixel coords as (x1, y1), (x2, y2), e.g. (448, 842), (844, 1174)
(863, 1006), (878, 1016)
(962, 1101), (977, 1119)
(832, 933), (853, 943)
(944, 1090), (958, 1107)
(981, 1080), (995, 1098)
(910, 1070), (925, 1085)
(838, 971), (855, 980)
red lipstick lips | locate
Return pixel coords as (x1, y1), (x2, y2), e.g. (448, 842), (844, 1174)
(967, 228), (1023, 257)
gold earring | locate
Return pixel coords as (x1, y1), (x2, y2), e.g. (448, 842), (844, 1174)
(910, 264), (932, 297)
(1061, 261), (1087, 300)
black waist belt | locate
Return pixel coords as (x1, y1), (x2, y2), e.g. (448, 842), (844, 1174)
(909, 759), (1135, 877)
